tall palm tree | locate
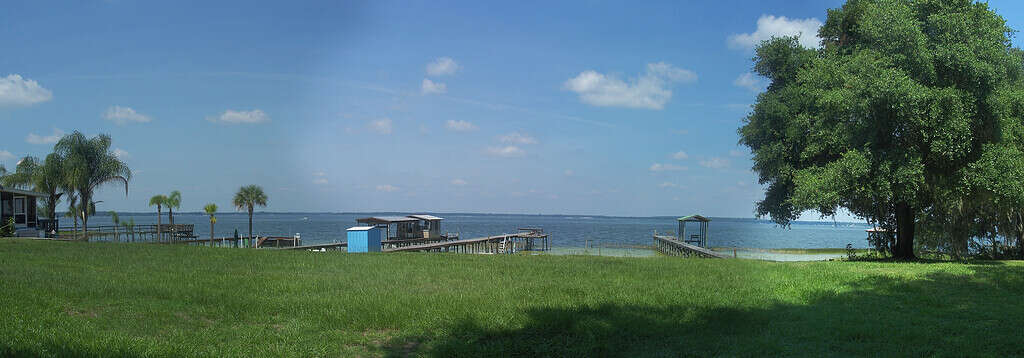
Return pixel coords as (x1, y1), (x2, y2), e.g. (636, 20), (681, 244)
(233, 185), (267, 248)
(204, 203), (217, 245)
(149, 195), (167, 243)
(54, 131), (131, 239)
(165, 190), (181, 240)
(166, 190), (181, 226)
(0, 154), (67, 221)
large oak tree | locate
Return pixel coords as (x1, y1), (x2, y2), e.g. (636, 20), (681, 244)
(739, 0), (1024, 259)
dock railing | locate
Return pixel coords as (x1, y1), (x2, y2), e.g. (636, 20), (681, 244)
(652, 234), (729, 258)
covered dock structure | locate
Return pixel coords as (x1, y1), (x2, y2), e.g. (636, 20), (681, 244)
(678, 214), (711, 248)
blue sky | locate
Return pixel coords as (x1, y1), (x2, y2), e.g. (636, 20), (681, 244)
(2, 0), (1023, 218)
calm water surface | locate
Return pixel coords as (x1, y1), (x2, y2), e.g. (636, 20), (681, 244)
(100, 212), (872, 250)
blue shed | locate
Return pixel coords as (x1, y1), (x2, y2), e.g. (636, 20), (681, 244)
(347, 226), (383, 253)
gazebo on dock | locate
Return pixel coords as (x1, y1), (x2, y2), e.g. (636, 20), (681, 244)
(677, 215), (710, 248)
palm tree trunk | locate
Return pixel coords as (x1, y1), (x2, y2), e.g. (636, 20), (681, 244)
(157, 206), (162, 243)
(168, 208), (175, 241)
(210, 219), (214, 246)
(248, 207), (254, 248)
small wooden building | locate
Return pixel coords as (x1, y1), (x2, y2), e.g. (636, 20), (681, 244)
(677, 215), (711, 248)
(0, 185), (47, 237)
(346, 226), (383, 252)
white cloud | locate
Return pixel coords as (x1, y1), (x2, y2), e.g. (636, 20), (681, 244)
(649, 163), (686, 172)
(672, 151), (689, 160)
(563, 169), (574, 176)
(563, 62), (697, 110)
(368, 118), (393, 134)
(499, 132), (537, 145)
(451, 178), (468, 186)
(487, 145), (526, 157)
(659, 182), (679, 188)
(376, 184), (399, 192)
(426, 57), (459, 76)
(103, 105), (152, 124)
(207, 109), (270, 124)
(421, 78), (447, 94)
(733, 72), (766, 92)
(0, 74), (52, 106)
(26, 128), (64, 145)
(445, 119), (476, 131)
(0, 150), (14, 161)
(699, 157), (730, 169)
(729, 149), (747, 157)
(113, 148), (130, 160)
(728, 15), (823, 51)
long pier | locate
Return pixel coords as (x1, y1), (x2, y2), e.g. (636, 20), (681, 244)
(58, 224), (197, 243)
(175, 236), (300, 248)
(653, 235), (730, 258)
(385, 229), (549, 254)
(280, 242), (348, 251)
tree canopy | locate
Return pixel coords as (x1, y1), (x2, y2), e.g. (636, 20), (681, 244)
(739, 0), (1024, 259)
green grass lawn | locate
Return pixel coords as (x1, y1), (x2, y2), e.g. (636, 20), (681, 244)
(1, 239), (1022, 357)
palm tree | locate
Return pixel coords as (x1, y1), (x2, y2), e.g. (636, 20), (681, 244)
(204, 203), (218, 245)
(0, 154), (67, 221)
(121, 218), (135, 242)
(110, 211), (120, 242)
(149, 195), (167, 243)
(233, 185), (267, 248)
(166, 190), (181, 226)
(54, 131), (131, 239)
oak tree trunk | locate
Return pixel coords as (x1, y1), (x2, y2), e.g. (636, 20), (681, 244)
(894, 202), (916, 260)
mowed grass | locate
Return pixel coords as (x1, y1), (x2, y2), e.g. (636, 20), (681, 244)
(1, 240), (1023, 357)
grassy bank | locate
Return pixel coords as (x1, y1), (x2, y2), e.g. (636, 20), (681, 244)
(1, 239), (1022, 357)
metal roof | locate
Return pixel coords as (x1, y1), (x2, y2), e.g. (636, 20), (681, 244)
(408, 214), (443, 221)
(356, 216), (419, 224)
(677, 214), (711, 222)
(347, 226), (377, 231)
(0, 185), (47, 197)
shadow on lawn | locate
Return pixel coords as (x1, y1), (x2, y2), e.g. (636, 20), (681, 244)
(386, 264), (1024, 357)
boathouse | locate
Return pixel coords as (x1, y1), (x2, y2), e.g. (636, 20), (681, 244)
(346, 226), (383, 253)
(355, 216), (421, 240)
(355, 214), (447, 241)
(408, 214), (443, 239)
(0, 185), (47, 237)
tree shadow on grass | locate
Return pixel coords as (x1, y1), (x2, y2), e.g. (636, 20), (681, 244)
(387, 264), (1024, 357)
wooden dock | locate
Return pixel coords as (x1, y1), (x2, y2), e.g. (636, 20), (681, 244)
(652, 235), (730, 258)
(175, 236), (301, 248)
(380, 234), (459, 249)
(385, 229), (549, 254)
(58, 224), (196, 243)
(280, 242), (348, 251)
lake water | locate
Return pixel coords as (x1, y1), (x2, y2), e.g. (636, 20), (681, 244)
(95, 212), (873, 252)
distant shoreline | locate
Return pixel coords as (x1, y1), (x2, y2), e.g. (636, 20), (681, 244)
(68, 211), (870, 225)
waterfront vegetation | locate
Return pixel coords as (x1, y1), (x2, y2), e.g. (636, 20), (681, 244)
(1, 239), (1022, 357)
